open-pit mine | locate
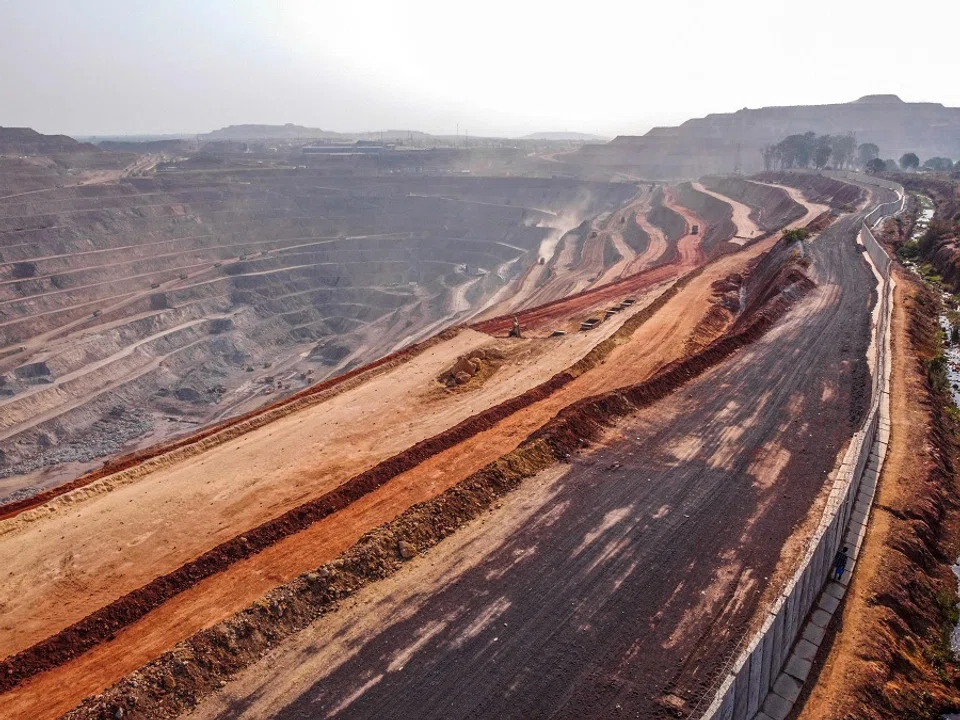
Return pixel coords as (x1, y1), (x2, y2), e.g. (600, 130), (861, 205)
(0, 105), (949, 720)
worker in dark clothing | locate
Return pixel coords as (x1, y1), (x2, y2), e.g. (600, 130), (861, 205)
(833, 546), (849, 580)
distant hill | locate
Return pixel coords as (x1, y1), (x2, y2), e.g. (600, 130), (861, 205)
(521, 132), (610, 142)
(97, 138), (194, 152)
(0, 127), (98, 155)
(574, 95), (960, 179)
(201, 125), (449, 143)
(203, 124), (345, 141)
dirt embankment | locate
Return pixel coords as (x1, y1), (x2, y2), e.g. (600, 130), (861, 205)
(622, 211), (650, 255)
(700, 176), (806, 231)
(0, 327), (461, 522)
(62, 238), (816, 720)
(646, 186), (686, 260)
(892, 176), (960, 289)
(755, 171), (866, 210)
(674, 182), (737, 254)
(796, 268), (960, 720)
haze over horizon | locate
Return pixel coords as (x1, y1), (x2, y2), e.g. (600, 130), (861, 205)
(5, 0), (960, 138)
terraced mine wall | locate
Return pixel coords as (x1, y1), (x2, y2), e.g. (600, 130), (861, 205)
(756, 171), (866, 210)
(700, 176), (806, 231)
(699, 188), (902, 720)
(622, 211), (650, 255)
(0, 256), (728, 692)
(0, 172), (637, 491)
(646, 187), (685, 262)
(674, 182), (737, 254)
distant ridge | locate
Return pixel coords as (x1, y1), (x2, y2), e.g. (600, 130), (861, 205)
(0, 127), (98, 155)
(203, 124), (343, 141)
(573, 95), (960, 179)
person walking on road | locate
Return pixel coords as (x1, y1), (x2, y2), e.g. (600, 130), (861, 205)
(834, 546), (849, 580)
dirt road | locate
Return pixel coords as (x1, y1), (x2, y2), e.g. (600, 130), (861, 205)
(189, 214), (876, 720)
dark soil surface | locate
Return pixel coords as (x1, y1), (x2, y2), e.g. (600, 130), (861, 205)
(195, 216), (876, 720)
(622, 211), (651, 255)
(701, 176), (806, 230)
(674, 181), (737, 254)
(755, 171), (866, 209)
(647, 187), (686, 247)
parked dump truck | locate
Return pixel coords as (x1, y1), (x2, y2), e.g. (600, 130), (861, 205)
(691, 224), (699, 235)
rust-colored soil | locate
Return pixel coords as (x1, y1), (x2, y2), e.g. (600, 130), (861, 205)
(796, 269), (960, 719)
(0, 235), (780, 719)
(64, 234), (822, 720)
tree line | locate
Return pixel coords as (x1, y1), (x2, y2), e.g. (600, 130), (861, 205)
(761, 132), (954, 174)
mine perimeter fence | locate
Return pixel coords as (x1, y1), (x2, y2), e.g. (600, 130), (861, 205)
(691, 181), (903, 720)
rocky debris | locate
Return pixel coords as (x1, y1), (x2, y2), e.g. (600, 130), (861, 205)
(0, 408), (153, 482)
(13, 361), (51, 380)
(174, 387), (202, 403)
(398, 540), (417, 560)
(438, 348), (502, 387)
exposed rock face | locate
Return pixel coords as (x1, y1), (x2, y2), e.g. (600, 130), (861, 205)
(0, 159), (635, 492)
(575, 95), (960, 179)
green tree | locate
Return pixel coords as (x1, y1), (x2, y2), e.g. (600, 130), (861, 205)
(899, 152), (920, 170)
(782, 228), (811, 242)
(775, 132), (817, 168)
(814, 142), (832, 170)
(866, 158), (886, 173)
(831, 133), (857, 169)
(923, 157), (954, 171)
(884, 158), (899, 172)
(857, 142), (880, 167)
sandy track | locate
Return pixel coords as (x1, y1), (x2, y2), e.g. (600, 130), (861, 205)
(0, 233), (784, 719)
(625, 210), (668, 274)
(754, 180), (831, 228)
(186, 216), (876, 720)
(692, 181), (763, 243)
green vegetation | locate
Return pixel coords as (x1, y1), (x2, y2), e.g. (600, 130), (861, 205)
(857, 142), (880, 166)
(917, 262), (943, 285)
(866, 157), (886, 173)
(900, 152), (920, 171)
(924, 157), (954, 172)
(927, 586), (960, 679)
(762, 131), (859, 171)
(897, 240), (921, 260)
(781, 227), (811, 242)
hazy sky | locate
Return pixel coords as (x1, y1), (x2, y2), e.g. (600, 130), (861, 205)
(4, 0), (959, 138)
